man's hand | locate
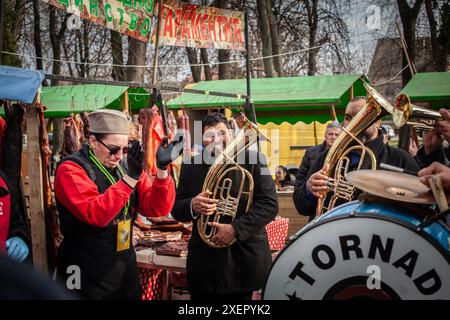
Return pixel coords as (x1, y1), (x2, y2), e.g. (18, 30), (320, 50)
(192, 191), (218, 216)
(423, 131), (443, 155)
(307, 164), (329, 198)
(418, 162), (450, 190)
(408, 137), (419, 157)
(434, 109), (450, 144)
(209, 222), (236, 247)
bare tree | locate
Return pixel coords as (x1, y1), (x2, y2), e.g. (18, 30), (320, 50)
(186, 47), (201, 82)
(49, 7), (68, 157)
(200, 48), (212, 80)
(396, 0), (424, 151)
(425, 0), (448, 71)
(256, 0), (275, 77)
(397, 0), (425, 84)
(269, 0), (283, 76)
(0, 0), (5, 64)
(1, 0), (24, 66)
(32, 0), (43, 71)
(126, 37), (146, 82)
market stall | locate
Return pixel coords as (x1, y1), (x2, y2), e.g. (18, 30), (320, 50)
(400, 72), (450, 109)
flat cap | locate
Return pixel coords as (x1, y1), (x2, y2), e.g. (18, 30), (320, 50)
(88, 109), (131, 135)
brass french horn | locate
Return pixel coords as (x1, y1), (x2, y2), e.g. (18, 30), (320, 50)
(198, 115), (261, 248)
(316, 83), (394, 216)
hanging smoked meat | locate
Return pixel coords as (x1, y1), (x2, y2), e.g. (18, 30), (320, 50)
(80, 111), (90, 141)
(138, 106), (177, 176)
(129, 119), (141, 143)
(176, 110), (191, 160)
(61, 114), (82, 158)
(138, 107), (156, 174)
(2, 102), (30, 245)
(37, 104), (63, 273)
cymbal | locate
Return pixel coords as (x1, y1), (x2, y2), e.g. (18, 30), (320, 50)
(346, 169), (450, 204)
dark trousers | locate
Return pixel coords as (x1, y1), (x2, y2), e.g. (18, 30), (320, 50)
(190, 291), (253, 301)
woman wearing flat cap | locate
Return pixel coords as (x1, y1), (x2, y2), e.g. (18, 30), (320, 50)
(54, 109), (182, 299)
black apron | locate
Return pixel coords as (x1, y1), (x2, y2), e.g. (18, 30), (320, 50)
(56, 145), (140, 300)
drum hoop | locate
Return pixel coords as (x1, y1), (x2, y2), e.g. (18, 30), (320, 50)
(263, 209), (450, 299)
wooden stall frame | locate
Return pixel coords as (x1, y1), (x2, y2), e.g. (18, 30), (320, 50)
(26, 94), (48, 273)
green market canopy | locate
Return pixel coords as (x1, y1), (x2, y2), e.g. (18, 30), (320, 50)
(167, 74), (369, 124)
(40, 84), (150, 118)
(400, 72), (450, 109)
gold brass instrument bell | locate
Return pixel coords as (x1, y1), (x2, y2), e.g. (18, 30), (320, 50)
(393, 93), (443, 131)
(316, 83), (395, 216)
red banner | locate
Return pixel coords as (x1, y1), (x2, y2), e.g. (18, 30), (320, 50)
(156, 0), (245, 51)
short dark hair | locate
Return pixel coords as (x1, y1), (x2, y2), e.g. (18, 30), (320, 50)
(276, 165), (292, 182)
(202, 112), (230, 131)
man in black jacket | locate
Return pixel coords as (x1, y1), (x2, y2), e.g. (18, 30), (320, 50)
(294, 121), (342, 206)
(294, 97), (420, 219)
(172, 113), (278, 301)
(410, 109), (450, 168)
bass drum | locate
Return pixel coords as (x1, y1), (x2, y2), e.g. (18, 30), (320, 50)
(263, 201), (450, 300)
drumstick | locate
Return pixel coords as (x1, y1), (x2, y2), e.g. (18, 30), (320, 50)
(380, 163), (418, 176)
(428, 174), (448, 212)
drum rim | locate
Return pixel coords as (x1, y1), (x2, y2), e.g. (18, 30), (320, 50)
(262, 204), (450, 299)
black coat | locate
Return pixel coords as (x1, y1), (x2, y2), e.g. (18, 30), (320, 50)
(414, 144), (450, 168)
(293, 134), (420, 219)
(295, 142), (327, 190)
(172, 151), (278, 295)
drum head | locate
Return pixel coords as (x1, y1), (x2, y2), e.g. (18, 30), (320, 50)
(263, 209), (450, 300)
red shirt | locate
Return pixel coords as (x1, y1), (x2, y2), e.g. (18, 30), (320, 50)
(54, 161), (175, 228)
(0, 116), (6, 169)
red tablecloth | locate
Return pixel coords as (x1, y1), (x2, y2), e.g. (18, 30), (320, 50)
(139, 268), (164, 300)
(265, 217), (289, 251)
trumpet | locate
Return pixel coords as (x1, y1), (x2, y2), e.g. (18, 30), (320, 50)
(393, 93), (443, 131)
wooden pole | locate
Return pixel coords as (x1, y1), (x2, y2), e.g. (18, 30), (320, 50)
(396, 21), (416, 151)
(396, 22), (417, 77)
(122, 90), (129, 114)
(151, 0), (163, 88)
(151, 0), (169, 136)
(26, 95), (48, 273)
(313, 121), (318, 146)
(330, 105), (337, 121)
(244, 10), (260, 151)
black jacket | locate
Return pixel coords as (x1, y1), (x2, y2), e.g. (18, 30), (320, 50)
(295, 142), (327, 191)
(56, 146), (141, 300)
(293, 134), (420, 220)
(414, 144), (450, 168)
(172, 151), (278, 295)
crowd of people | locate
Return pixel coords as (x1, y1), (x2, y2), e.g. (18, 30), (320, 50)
(1, 98), (450, 300)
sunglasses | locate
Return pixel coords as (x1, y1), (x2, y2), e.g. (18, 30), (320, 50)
(97, 138), (129, 156)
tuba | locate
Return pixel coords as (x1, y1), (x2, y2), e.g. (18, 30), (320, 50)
(393, 93), (443, 131)
(316, 83), (394, 216)
(198, 115), (260, 248)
